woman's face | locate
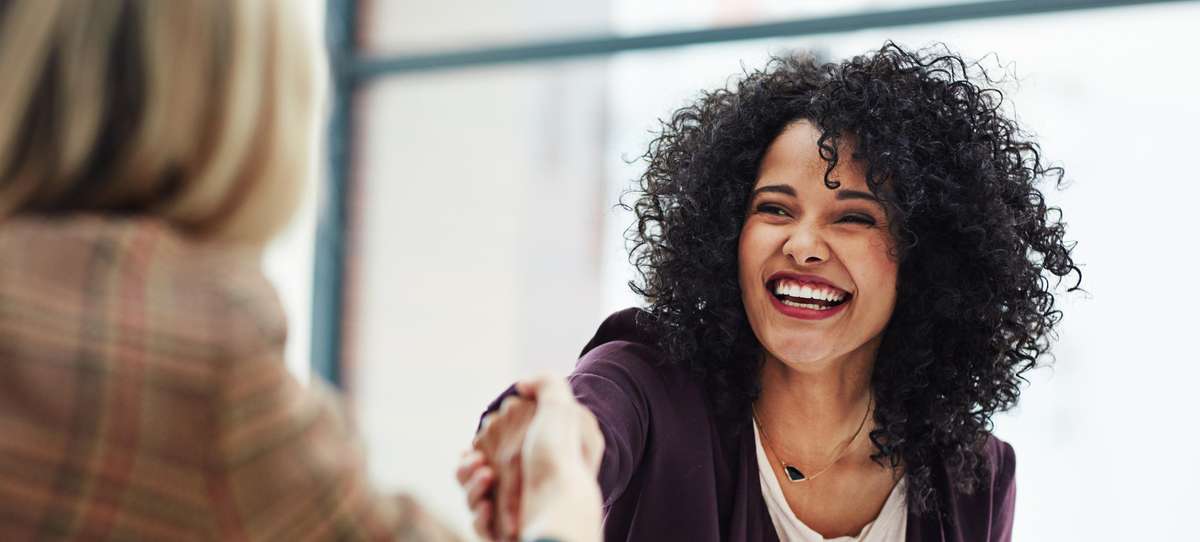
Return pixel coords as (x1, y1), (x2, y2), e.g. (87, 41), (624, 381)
(738, 121), (898, 371)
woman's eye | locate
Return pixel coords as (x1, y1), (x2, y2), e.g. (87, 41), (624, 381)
(838, 213), (877, 226)
(756, 203), (790, 217)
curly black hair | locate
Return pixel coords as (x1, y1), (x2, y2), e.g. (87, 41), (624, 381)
(625, 42), (1081, 514)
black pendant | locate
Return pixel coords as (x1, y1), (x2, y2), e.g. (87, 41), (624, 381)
(783, 464), (806, 482)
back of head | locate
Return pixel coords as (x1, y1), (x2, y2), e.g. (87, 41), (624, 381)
(0, 0), (324, 245)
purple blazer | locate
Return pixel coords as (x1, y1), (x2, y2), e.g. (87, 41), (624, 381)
(487, 308), (1016, 541)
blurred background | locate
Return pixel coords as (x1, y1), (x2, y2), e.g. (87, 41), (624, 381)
(265, 0), (1200, 539)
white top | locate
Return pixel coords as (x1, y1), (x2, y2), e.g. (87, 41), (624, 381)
(753, 423), (908, 542)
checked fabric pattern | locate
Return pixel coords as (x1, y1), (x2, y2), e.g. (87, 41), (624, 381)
(0, 216), (458, 541)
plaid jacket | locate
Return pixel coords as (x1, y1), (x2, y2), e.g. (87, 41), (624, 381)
(0, 216), (460, 541)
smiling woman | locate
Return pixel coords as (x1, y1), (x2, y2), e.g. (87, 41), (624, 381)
(462, 42), (1080, 542)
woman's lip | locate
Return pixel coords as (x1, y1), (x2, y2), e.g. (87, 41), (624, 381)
(767, 291), (848, 320)
(765, 272), (848, 293)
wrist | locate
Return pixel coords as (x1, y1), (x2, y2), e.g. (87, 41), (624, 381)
(521, 466), (602, 542)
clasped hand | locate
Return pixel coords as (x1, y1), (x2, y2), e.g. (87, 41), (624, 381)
(456, 376), (604, 542)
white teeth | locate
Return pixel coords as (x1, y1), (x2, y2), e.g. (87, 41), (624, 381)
(781, 299), (831, 310)
(773, 280), (847, 303)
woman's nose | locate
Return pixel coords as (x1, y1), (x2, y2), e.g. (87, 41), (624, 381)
(782, 225), (830, 265)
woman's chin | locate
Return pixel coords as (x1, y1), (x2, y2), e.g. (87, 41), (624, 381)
(763, 343), (840, 372)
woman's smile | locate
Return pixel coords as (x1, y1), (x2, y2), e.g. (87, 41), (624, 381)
(765, 272), (852, 320)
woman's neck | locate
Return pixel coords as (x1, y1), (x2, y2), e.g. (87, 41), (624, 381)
(755, 344), (878, 462)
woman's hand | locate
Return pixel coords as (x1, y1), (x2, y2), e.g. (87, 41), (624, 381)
(514, 376), (604, 542)
(466, 395), (537, 541)
(457, 376), (603, 542)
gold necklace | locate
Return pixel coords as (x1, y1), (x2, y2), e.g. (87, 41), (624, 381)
(752, 394), (873, 483)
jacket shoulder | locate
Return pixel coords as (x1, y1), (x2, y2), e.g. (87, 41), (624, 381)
(573, 308), (708, 415)
(576, 308), (693, 380)
(983, 433), (1016, 489)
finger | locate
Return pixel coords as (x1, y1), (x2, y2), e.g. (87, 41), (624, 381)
(515, 374), (573, 404)
(456, 450), (486, 485)
(478, 412), (496, 433)
(471, 500), (496, 541)
(498, 395), (522, 414)
(465, 466), (496, 508)
(513, 374), (554, 398)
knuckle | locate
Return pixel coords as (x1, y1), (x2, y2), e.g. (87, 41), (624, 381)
(499, 395), (520, 413)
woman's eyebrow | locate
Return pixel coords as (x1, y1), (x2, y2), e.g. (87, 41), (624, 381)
(835, 189), (879, 202)
(750, 184), (795, 197)
(751, 185), (879, 203)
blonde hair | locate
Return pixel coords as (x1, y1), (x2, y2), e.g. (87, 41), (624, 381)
(0, 0), (324, 244)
